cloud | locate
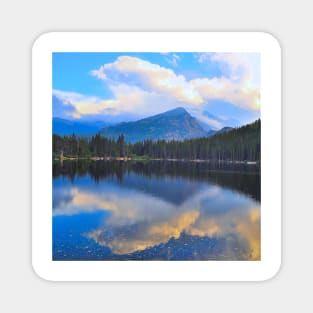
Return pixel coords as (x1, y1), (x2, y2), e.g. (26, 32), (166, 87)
(190, 76), (260, 110)
(53, 185), (175, 225)
(53, 177), (260, 259)
(52, 94), (80, 119)
(210, 53), (260, 87)
(165, 53), (181, 67)
(89, 66), (107, 80)
(90, 56), (202, 105)
(149, 211), (199, 240)
(84, 205), (260, 258)
(195, 52), (259, 83)
(196, 52), (214, 64)
(54, 54), (260, 126)
(193, 53), (260, 110)
(90, 55), (259, 110)
(53, 90), (114, 119)
(196, 114), (224, 130)
(235, 208), (261, 260)
(52, 188), (118, 216)
(53, 87), (145, 119)
(86, 211), (200, 255)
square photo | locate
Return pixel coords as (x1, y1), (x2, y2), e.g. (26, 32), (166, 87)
(52, 51), (261, 261)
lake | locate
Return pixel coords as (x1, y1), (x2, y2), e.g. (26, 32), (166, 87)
(53, 160), (260, 261)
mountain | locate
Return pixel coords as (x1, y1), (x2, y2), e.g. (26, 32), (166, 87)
(206, 126), (234, 138)
(100, 107), (208, 143)
(53, 118), (107, 135)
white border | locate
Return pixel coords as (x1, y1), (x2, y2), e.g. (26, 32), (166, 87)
(32, 32), (281, 281)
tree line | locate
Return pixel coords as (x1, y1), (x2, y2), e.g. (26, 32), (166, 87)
(53, 119), (260, 162)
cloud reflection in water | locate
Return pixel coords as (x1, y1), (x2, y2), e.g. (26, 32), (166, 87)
(53, 168), (260, 260)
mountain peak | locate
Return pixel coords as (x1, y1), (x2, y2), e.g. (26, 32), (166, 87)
(171, 107), (187, 113)
(162, 107), (189, 117)
(100, 107), (207, 142)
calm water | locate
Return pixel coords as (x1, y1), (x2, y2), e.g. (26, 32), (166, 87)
(53, 160), (260, 261)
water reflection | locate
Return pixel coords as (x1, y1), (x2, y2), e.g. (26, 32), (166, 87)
(53, 160), (260, 260)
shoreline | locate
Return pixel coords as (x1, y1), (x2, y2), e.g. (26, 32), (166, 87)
(54, 156), (259, 165)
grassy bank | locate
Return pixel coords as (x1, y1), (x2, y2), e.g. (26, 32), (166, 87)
(53, 154), (260, 165)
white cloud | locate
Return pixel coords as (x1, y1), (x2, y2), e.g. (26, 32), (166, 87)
(210, 53), (260, 87)
(53, 89), (118, 118)
(90, 56), (202, 105)
(89, 66), (107, 80)
(194, 52), (260, 109)
(165, 53), (181, 67)
(190, 76), (260, 110)
(90, 55), (259, 110)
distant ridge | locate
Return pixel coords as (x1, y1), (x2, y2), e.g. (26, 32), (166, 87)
(53, 117), (107, 135)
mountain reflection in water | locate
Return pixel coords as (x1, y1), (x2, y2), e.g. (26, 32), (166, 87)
(53, 160), (260, 261)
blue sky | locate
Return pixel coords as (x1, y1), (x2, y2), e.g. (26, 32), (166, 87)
(53, 52), (260, 129)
